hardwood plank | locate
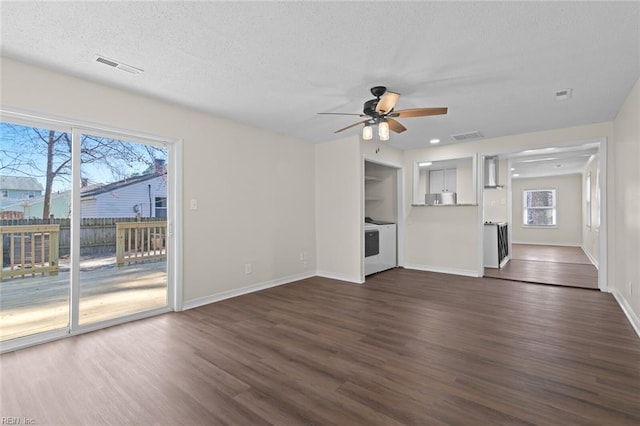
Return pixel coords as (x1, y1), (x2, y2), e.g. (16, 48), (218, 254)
(512, 244), (593, 264)
(1, 269), (639, 425)
(484, 259), (598, 289)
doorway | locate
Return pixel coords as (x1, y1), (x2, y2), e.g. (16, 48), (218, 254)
(482, 140), (605, 290)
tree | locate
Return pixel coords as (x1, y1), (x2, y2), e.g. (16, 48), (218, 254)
(1, 122), (167, 219)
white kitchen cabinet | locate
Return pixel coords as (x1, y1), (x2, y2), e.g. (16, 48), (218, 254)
(429, 168), (456, 193)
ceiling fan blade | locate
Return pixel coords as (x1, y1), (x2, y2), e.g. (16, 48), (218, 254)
(391, 107), (448, 118)
(318, 112), (365, 116)
(334, 119), (370, 133)
(376, 91), (400, 114)
(387, 118), (407, 133)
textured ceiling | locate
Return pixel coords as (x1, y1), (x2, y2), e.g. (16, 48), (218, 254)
(1, 1), (638, 152)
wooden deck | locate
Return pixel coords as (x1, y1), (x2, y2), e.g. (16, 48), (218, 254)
(484, 244), (598, 289)
(0, 259), (167, 341)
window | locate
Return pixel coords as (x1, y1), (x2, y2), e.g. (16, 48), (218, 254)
(155, 196), (167, 218)
(523, 189), (556, 226)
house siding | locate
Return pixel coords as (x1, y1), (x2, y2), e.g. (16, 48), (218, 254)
(81, 175), (167, 218)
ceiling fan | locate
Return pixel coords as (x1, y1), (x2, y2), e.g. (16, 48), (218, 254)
(319, 86), (448, 140)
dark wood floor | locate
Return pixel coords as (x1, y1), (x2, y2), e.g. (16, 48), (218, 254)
(2, 269), (639, 425)
(484, 244), (599, 289)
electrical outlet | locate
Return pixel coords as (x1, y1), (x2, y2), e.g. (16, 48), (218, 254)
(190, 199), (198, 210)
(299, 252), (305, 261)
(245, 263), (252, 274)
(303, 261), (308, 268)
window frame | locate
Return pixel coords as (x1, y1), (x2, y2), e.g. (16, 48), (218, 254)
(522, 188), (557, 227)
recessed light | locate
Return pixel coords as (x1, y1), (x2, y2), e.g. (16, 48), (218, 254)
(513, 173), (520, 177)
(510, 168), (515, 171)
(429, 139), (440, 144)
(418, 162), (432, 167)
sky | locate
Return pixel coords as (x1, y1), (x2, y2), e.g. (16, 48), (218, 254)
(1, 121), (167, 193)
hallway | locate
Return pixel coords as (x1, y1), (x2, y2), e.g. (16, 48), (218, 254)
(484, 244), (598, 290)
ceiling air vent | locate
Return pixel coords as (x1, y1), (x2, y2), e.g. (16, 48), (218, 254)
(555, 88), (572, 101)
(95, 55), (144, 75)
(451, 131), (483, 141)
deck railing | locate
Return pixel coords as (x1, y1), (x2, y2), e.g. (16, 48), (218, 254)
(116, 221), (167, 267)
(0, 224), (60, 281)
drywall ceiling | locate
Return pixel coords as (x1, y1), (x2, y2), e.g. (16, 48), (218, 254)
(508, 143), (599, 179)
(1, 2), (638, 150)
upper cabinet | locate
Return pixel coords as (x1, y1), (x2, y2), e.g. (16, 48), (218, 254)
(429, 168), (457, 194)
(413, 156), (477, 206)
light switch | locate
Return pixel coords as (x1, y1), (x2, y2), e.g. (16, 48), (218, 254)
(190, 199), (198, 210)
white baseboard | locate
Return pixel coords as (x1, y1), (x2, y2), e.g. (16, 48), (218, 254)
(581, 245), (599, 269)
(512, 241), (581, 247)
(316, 270), (364, 284)
(182, 271), (315, 310)
(611, 289), (640, 338)
(404, 263), (482, 278)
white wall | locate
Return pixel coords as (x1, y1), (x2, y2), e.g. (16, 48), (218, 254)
(582, 154), (600, 266)
(1, 58), (317, 304)
(612, 77), (640, 330)
(404, 205), (481, 276)
(456, 159), (474, 204)
(511, 174), (583, 246)
(483, 158), (509, 223)
(315, 136), (362, 282)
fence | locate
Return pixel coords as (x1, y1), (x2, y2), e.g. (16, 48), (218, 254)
(116, 221), (167, 267)
(0, 217), (166, 258)
(0, 224), (60, 281)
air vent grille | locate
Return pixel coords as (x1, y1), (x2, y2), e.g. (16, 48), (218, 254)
(95, 55), (144, 75)
(451, 131), (483, 141)
(96, 56), (119, 67)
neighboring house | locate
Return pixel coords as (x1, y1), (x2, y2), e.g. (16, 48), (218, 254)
(80, 173), (167, 218)
(0, 175), (43, 201)
(21, 190), (72, 219)
(0, 175), (44, 218)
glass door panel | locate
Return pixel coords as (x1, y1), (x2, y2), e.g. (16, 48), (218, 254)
(77, 133), (168, 326)
(0, 122), (71, 341)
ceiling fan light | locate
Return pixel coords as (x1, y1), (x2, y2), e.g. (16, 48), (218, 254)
(362, 124), (373, 140)
(378, 121), (390, 141)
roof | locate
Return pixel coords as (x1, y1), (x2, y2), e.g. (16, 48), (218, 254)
(80, 173), (164, 198)
(0, 175), (44, 192)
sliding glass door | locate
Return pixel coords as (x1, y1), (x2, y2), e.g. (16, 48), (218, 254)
(77, 131), (168, 326)
(1, 117), (174, 348)
(0, 122), (72, 341)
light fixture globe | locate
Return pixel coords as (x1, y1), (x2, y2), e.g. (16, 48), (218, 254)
(378, 120), (390, 141)
(362, 124), (373, 140)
